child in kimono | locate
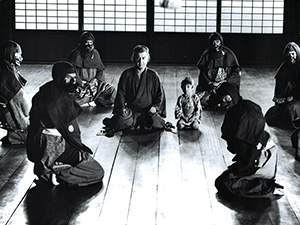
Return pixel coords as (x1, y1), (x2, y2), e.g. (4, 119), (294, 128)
(175, 77), (202, 130)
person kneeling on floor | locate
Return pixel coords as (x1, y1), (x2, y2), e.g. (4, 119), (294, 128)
(26, 61), (104, 187)
(214, 83), (283, 198)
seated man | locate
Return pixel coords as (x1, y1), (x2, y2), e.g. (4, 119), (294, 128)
(196, 32), (241, 109)
(215, 83), (283, 198)
(0, 40), (30, 145)
(265, 42), (300, 128)
(27, 61), (104, 187)
(175, 76), (202, 130)
(103, 45), (168, 134)
(69, 31), (116, 107)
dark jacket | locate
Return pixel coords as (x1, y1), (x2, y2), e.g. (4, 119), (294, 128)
(27, 62), (92, 164)
(221, 90), (268, 176)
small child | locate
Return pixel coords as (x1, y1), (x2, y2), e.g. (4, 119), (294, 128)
(175, 77), (202, 130)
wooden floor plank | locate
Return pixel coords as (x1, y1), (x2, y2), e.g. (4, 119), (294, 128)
(197, 114), (234, 225)
(35, 183), (103, 225)
(20, 64), (53, 99)
(126, 131), (160, 225)
(0, 146), (28, 190)
(0, 142), (12, 161)
(0, 159), (35, 225)
(156, 131), (184, 225)
(97, 141), (138, 225)
(178, 129), (216, 225)
(156, 66), (191, 224)
(7, 181), (57, 225)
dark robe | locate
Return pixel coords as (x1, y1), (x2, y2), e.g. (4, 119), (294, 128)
(27, 62), (104, 186)
(105, 67), (166, 130)
(0, 60), (27, 103)
(265, 59), (300, 128)
(196, 46), (241, 92)
(215, 98), (281, 198)
(196, 33), (241, 108)
(221, 99), (266, 176)
(291, 128), (300, 160)
(69, 48), (105, 82)
(26, 81), (91, 165)
(69, 46), (116, 107)
(0, 59), (29, 144)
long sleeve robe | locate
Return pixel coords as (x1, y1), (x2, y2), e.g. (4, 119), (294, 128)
(0, 61), (30, 144)
(265, 60), (300, 128)
(196, 46), (241, 93)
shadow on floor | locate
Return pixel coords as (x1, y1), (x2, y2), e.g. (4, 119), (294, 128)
(216, 192), (281, 224)
(25, 179), (103, 225)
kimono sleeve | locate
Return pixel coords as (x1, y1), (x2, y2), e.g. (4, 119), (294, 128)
(94, 50), (105, 82)
(225, 47), (241, 88)
(113, 71), (127, 114)
(151, 72), (164, 110)
(175, 95), (183, 119)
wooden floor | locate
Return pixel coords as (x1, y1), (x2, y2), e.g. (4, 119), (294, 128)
(1, 64), (300, 225)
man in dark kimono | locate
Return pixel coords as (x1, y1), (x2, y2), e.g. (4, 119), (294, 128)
(265, 42), (300, 128)
(196, 32), (241, 109)
(27, 61), (104, 187)
(214, 83), (283, 198)
(0, 40), (30, 144)
(69, 31), (116, 107)
(103, 45), (167, 134)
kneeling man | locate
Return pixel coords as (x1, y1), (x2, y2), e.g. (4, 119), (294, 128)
(27, 61), (104, 186)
